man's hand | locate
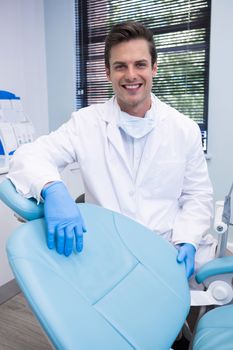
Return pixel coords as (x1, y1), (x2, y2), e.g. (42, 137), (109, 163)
(42, 181), (86, 256)
(176, 243), (196, 279)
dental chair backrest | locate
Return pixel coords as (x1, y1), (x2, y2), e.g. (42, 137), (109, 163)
(0, 179), (190, 350)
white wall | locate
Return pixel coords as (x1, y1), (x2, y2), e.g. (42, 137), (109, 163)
(44, 0), (76, 131)
(0, 0), (49, 137)
(208, 0), (233, 201)
(0, 180), (21, 286)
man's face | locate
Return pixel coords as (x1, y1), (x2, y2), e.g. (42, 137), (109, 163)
(106, 39), (157, 117)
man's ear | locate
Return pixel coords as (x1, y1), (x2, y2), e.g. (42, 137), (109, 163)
(105, 67), (111, 81)
(152, 63), (158, 77)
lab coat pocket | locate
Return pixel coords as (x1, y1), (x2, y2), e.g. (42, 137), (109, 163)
(146, 161), (185, 199)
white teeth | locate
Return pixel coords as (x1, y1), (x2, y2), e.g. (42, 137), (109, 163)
(125, 84), (140, 89)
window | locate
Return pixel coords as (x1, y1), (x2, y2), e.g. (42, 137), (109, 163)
(75, 0), (211, 150)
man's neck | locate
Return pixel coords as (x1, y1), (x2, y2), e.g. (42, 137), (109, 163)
(119, 104), (150, 118)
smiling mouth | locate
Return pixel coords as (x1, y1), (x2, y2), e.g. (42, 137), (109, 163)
(122, 83), (142, 90)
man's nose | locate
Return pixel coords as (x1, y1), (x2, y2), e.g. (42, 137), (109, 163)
(125, 66), (137, 81)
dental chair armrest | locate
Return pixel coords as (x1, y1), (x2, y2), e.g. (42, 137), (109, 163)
(195, 256), (233, 284)
(0, 179), (44, 221)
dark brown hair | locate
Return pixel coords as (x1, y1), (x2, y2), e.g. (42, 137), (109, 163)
(105, 21), (157, 69)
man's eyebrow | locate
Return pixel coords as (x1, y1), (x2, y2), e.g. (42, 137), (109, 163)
(112, 61), (126, 66)
(135, 59), (149, 63)
(112, 59), (149, 66)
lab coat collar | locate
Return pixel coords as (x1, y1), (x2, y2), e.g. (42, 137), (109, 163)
(101, 93), (164, 124)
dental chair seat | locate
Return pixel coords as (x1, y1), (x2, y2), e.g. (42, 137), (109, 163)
(6, 202), (190, 350)
(192, 305), (233, 350)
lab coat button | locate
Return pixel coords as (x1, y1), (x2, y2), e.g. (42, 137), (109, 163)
(129, 190), (135, 196)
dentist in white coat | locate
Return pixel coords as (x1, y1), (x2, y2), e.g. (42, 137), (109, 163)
(8, 21), (216, 280)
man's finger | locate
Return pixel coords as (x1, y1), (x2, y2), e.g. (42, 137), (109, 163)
(47, 223), (55, 249)
(56, 227), (65, 255)
(176, 247), (186, 263)
(64, 225), (74, 257)
(185, 257), (195, 279)
(74, 225), (83, 252)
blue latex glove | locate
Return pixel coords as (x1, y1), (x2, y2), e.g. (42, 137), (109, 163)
(41, 181), (86, 256)
(176, 243), (196, 279)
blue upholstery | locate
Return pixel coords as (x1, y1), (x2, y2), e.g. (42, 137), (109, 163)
(192, 305), (233, 350)
(195, 256), (233, 284)
(0, 179), (43, 220)
(2, 179), (233, 349)
(6, 202), (190, 350)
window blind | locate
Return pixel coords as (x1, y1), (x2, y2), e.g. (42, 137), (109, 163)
(75, 0), (211, 150)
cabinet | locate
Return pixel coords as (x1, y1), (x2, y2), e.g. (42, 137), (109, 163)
(0, 179), (21, 286)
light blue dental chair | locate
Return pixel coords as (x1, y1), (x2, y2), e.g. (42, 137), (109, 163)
(0, 179), (190, 350)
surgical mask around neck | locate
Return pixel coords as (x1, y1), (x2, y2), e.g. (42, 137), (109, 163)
(117, 111), (155, 139)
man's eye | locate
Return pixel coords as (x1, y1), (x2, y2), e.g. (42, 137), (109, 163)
(137, 63), (147, 68)
(115, 65), (125, 70)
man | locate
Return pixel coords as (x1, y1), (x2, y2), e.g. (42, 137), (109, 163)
(8, 21), (216, 279)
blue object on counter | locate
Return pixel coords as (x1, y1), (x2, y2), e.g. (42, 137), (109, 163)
(0, 90), (20, 100)
(0, 139), (5, 155)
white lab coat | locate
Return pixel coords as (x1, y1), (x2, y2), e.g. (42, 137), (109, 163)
(8, 94), (216, 269)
